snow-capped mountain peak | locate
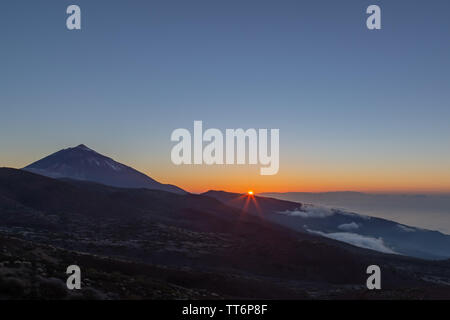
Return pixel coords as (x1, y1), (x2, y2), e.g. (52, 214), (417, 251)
(22, 144), (185, 194)
(74, 144), (95, 152)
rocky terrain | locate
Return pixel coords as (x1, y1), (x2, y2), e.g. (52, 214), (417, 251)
(1, 168), (450, 299)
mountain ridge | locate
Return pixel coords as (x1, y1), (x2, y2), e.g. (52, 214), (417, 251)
(261, 191), (450, 235)
(203, 190), (450, 260)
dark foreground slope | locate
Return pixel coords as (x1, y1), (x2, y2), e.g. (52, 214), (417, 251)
(0, 234), (311, 299)
(1, 168), (450, 299)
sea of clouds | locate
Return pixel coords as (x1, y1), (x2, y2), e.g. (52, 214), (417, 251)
(276, 205), (395, 254)
(307, 229), (396, 254)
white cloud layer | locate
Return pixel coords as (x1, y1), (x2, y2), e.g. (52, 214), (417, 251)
(397, 224), (416, 232)
(277, 205), (371, 221)
(307, 229), (397, 254)
(338, 222), (360, 231)
(277, 205), (335, 218)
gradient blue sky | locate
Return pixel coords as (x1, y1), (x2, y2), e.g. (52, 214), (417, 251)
(1, 0), (449, 193)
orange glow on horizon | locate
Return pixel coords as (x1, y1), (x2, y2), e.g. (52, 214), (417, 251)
(147, 164), (450, 195)
(7, 151), (450, 195)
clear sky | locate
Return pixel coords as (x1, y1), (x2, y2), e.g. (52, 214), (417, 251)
(1, 0), (450, 193)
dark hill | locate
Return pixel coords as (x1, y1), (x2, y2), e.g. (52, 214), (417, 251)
(1, 168), (450, 298)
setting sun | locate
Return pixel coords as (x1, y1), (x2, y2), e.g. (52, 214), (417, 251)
(247, 190), (254, 195)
